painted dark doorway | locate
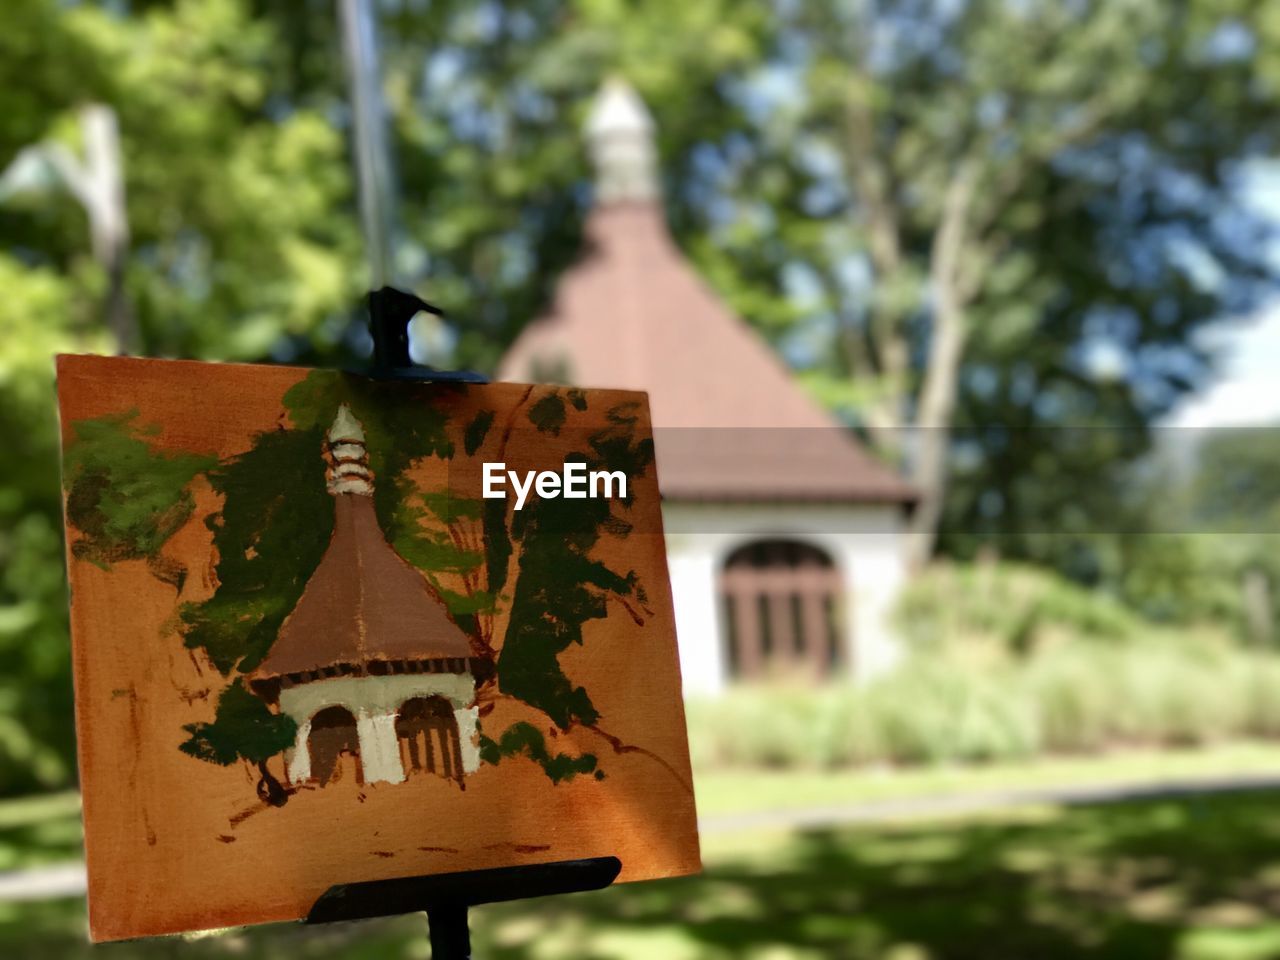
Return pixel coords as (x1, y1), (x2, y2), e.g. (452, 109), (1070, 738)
(719, 539), (846, 681)
(308, 705), (362, 785)
(395, 696), (464, 782)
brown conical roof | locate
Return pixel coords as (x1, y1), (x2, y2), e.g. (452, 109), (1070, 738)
(497, 202), (916, 504)
(498, 81), (913, 505)
(249, 409), (473, 692)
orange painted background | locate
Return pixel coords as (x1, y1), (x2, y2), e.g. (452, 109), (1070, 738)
(56, 354), (699, 942)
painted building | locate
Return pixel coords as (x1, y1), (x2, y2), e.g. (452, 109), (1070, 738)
(498, 81), (917, 695)
(248, 405), (481, 786)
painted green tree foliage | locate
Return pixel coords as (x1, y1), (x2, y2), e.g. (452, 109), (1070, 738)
(497, 395), (653, 730)
(62, 411), (214, 590)
(63, 372), (653, 798)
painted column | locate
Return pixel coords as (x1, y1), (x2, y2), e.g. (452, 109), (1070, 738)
(453, 704), (481, 774)
(355, 709), (405, 784)
(286, 716), (312, 785)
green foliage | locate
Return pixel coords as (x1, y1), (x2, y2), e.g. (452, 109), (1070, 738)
(62, 410), (214, 587)
(0, 263), (90, 797)
(4, 0), (1280, 800)
(281, 372), (454, 540)
(477, 721), (600, 784)
(462, 409), (494, 457)
(0, 0), (362, 796)
(394, 491), (484, 572)
(687, 635), (1280, 771)
(897, 561), (1139, 654)
(497, 402), (652, 730)
(1097, 433), (1280, 641)
(372, 0), (772, 369)
(692, 558), (1280, 770)
(1189, 429), (1280, 530)
(527, 392), (567, 435)
(179, 425), (331, 675)
(482, 497), (513, 595)
(179, 679), (297, 766)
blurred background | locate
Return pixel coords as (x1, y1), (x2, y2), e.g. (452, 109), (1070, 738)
(6, 0), (1280, 957)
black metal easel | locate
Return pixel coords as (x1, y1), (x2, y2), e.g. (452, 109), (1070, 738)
(306, 857), (622, 956)
(303, 287), (622, 958)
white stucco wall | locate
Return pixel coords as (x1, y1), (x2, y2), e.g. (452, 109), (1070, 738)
(662, 501), (910, 696)
(279, 672), (479, 785)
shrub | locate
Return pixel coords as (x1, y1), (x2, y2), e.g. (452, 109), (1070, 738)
(897, 562), (1138, 655)
(686, 637), (1280, 771)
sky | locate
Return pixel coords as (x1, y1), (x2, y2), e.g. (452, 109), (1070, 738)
(1164, 162), (1280, 429)
(1166, 302), (1280, 428)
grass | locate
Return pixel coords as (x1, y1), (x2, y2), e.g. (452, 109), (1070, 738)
(686, 642), (1280, 770)
(6, 787), (1280, 958)
(0, 791), (82, 872)
(7, 747), (1280, 958)
(470, 791), (1280, 960)
(693, 742), (1280, 819)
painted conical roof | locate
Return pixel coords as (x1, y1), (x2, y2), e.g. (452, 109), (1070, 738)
(249, 408), (473, 688)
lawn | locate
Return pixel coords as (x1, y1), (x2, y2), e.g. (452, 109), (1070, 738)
(6, 747), (1280, 959)
(694, 742), (1280, 821)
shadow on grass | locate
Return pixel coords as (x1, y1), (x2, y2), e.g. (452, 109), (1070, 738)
(7, 790), (1280, 959)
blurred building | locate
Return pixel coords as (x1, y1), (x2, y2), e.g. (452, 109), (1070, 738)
(499, 81), (916, 694)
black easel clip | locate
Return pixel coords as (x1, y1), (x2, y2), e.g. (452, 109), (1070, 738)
(366, 286), (487, 384)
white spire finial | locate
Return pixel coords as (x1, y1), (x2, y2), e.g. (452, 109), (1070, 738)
(585, 77), (659, 204)
(326, 404), (374, 496)
(328, 403), (365, 444)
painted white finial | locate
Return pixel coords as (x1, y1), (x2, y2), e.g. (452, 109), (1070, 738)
(585, 77), (658, 204)
(326, 404), (374, 496)
(328, 403), (365, 444)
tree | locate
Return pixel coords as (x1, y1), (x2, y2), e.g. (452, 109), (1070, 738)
(179, 680), (297, 806)
(692, 0), (1279, 568)
(6, 0), (1280, 797)
(0, 0), (365, 795)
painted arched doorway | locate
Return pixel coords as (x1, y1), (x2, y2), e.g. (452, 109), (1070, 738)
(395, 696), (464, 783)
(307, 705), (362, 786)
(719, 539), (846, 681)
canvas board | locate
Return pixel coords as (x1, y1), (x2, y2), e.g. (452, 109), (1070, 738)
(55, 354), (699, 942)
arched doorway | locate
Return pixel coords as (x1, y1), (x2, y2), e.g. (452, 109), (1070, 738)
(395, 696), (464, 783)
(719, 539), (846, 681)
(307, 705), (362, 786)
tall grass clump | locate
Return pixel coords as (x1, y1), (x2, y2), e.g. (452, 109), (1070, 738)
(897, 561), (1138, 653)
(686, 563), (1280, 771)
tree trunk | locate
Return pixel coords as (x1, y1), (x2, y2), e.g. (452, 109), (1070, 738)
(256, 759), (288, 807)
(906, 162), (980, 570)
(907, 287), (967, 569)
(862, 311), (910, 464)
(80, 105), (137, 354)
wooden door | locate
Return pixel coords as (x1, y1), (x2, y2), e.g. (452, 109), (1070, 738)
(719, 539), (845, 681)
(307, 705), (363, 786)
